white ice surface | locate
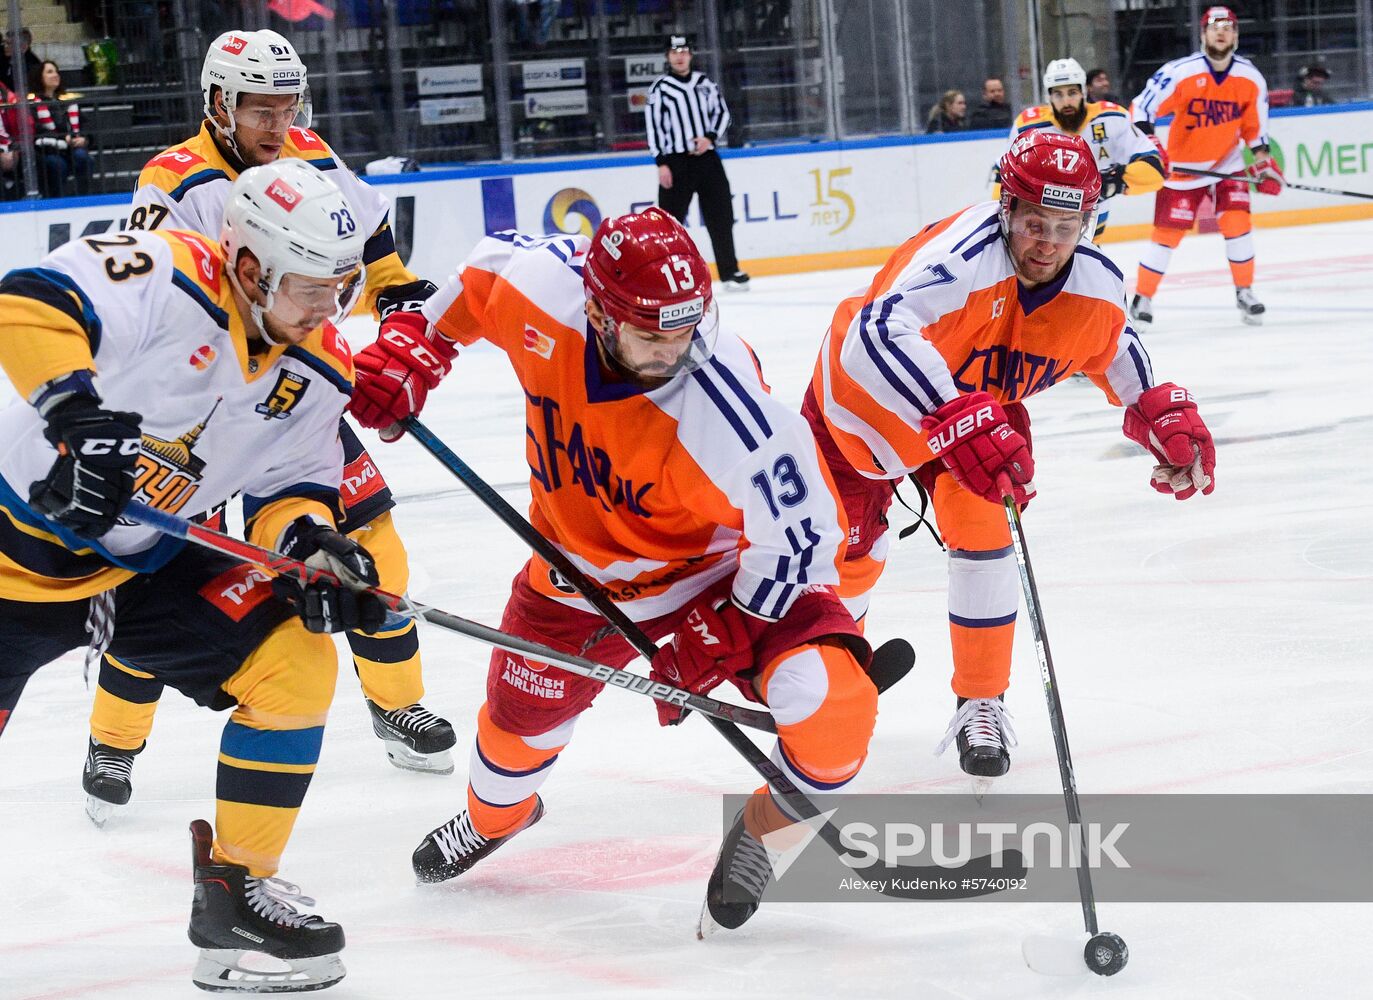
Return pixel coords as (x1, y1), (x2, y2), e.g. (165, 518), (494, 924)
(2, 219), (1371, 999)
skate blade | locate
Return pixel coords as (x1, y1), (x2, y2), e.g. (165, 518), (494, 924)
(193, 949), (345, 993)
(970, 775), (999, 803)
(1240, 313), (1264, 326)
(1022, 933), (1090, 976)
(696, 899), (723, 940)
(382, 742), (454, 775)
(85, 795), (118, 828)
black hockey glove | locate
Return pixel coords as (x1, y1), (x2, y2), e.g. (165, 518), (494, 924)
(1100, 165), (1126, 201)
(29, 394), (143, 539)
(272, 517), (388, 634)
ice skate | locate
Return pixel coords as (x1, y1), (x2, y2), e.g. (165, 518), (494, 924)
(412, 797), (545, 884)
(82, 738), (142, 827)
(936, 695), (1018, 796)
(187, 819), (345, 993)
(366, 699), (456, 775)
(1129, 293), (1153, 328)
(1236, 286), (1265, 325)
(698, 807), (778, 938)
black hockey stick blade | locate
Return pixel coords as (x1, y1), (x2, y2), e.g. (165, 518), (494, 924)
(878, 848), (1027, 899)
(867, 638), (915, 694)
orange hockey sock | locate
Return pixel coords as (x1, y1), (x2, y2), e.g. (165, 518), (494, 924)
(1136, 227), (1185, 298)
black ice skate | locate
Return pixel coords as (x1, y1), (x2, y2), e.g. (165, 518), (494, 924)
(1129, 293), (1153, 327)
(936, 695), (1018, 796)
(698, 807), (779, 938)
(1236, 286), (1265, 325)
(82, 737), (143, 827)
(412, 797), (545, 884)
(187, 819), (346, 993)
(720, 270), (751, 291)
(366, 699), (456, 774)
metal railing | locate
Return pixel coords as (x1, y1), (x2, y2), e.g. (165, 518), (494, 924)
(2, 0), (1370, 200)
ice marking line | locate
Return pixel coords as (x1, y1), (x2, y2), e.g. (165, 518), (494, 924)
(16, 964), (187, 1000)
(1132, 253), (1373, 290)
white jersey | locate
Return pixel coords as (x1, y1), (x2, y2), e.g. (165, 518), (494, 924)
(0, 228), (352, 598)
(1009, 101), (1159, 194)
(130, 124), (414, 306)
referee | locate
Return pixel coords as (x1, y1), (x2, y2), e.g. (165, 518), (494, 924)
(645, 35), (749, 289)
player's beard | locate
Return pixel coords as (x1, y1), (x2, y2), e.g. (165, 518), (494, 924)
(1053, 102), (1087, 133)
(1204, 40), (1235, 63)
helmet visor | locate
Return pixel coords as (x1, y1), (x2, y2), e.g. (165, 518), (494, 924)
(604, 298), (720, 379)
(1003, 202), (1091, 246)
(233, 90), (312, 132)
(277, 264), (366, 328)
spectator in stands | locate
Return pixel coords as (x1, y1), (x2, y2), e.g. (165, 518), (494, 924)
(511, 0), (559, 50)
(1086, 67), (1122, 105)
(1295, 63), (1333, 107)
(968, 77), (1012, 130)
(31, 61), (91, 197)
(0, 101), (16, 199)
(1, 28), (42, 94)
(925, 90), (967, 133)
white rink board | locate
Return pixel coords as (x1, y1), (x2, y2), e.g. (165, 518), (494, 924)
(1, 103), (1369, 280)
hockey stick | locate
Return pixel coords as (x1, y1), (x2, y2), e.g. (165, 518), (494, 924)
(122, 501), (777, 733)
(1172, 165), (1373, 200)
(997, 480), (1127, 977)
(398, 418), (1017, 898)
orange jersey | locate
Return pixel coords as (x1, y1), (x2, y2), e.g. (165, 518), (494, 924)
(1131, 53), (1269, 190)
(423, 232), (847, 621)
(810, 203), (1153, 479)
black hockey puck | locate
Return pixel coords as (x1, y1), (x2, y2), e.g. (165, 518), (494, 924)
(1084, 932), (1129, 976)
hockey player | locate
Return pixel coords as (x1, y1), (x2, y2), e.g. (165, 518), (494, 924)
(345, 208), (878, 934)
(1005, 57), (1166, 239)
(80, 29), (454, 823)
(0, 161), (378, 992)
(804, 130), (1216, 782)
(1130, 5), (1280, 326)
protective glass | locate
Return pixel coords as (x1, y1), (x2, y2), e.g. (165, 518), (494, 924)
(277, 265), (366, 326)
(1003, 204), (1091, 246)
(603, 299), (720, 379)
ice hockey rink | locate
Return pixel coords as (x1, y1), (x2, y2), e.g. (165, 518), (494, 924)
(2, 216), (1370, 1000)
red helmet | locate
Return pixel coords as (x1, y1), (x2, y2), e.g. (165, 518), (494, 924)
(583, 207), (718, 378)
(1201, 5), (1237, 32)
(584, 206), (713, 333)
(999, 129), (1102, 218)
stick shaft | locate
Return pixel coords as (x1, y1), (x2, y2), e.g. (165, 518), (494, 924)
(1172, 165), (1373, 200)
(123, 502), (774, 731)
(1001, 496), (1100, 935)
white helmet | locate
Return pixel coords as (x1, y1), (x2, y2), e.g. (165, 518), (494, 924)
(221, 160), (367, 341)
(1043, 57), (1087, 96)
(202, 30), (311, 145)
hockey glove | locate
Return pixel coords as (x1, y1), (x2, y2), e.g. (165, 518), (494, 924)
(1123, 383), (1216, 500)
(649, 597), (767, 726)
(921, 392), (1035, 506)
(1100, 165), (1126, 201)
(271, 516), (388, 633)
(1245, 154), (1284, 196)
(349, 280), (457, 442)
(29, 392), (143, 539)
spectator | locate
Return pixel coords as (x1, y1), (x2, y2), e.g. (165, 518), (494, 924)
(1, 28), (42, 94)
(1085, 67), (1123, 105)
(0, 94), (15, 199)
(1295, 63), (1333, 107)
(968, 77), (1012, 130)
(511, 0), (559, 50)
(646, 34), (749, 289)
(926, 89), (968, 133)
(31, 61), (91, 197)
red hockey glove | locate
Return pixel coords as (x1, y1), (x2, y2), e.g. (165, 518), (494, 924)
(649, 598), (767, 726)
(1245, 154), (1284, 196)
(1122, 383), (1216, 500)
(921, 392), (1035, 506)
(349, 282), (458, 442)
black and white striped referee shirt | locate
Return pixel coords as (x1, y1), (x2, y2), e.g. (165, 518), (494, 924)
(645, 71), (731, 163)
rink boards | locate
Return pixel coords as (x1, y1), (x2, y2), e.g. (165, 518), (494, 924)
(0, 101), (1369, 279)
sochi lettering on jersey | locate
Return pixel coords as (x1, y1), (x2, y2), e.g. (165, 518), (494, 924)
(1184, 97), (1245, 129)
(525, 390), (655, 517)
(951, 345), (1073, 400)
